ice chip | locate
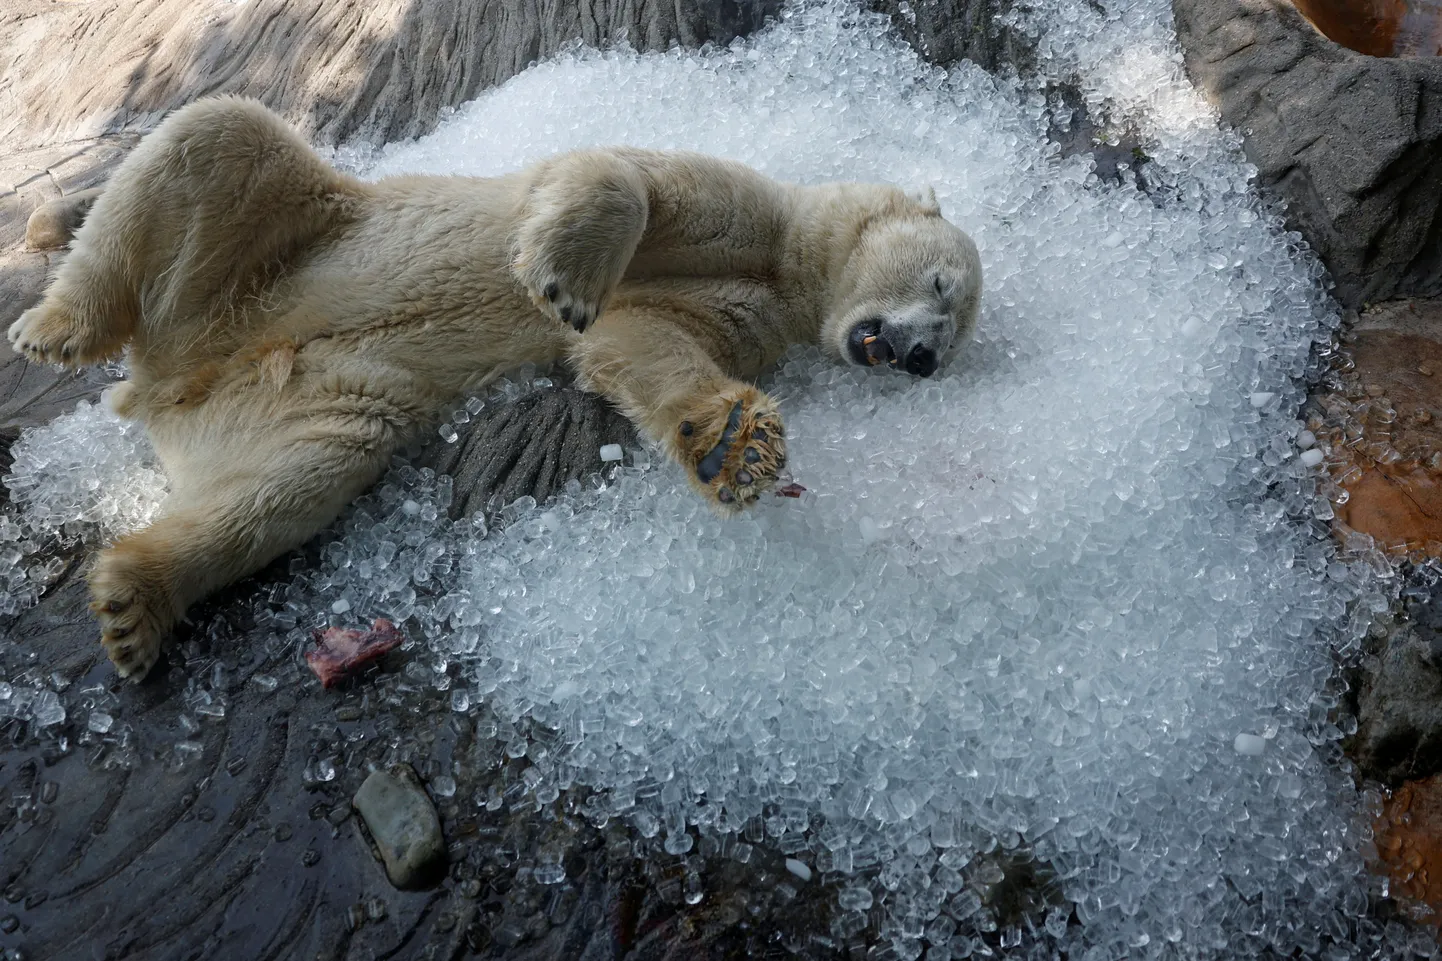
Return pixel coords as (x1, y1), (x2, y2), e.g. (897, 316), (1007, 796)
(1233, 734), (1267, 756)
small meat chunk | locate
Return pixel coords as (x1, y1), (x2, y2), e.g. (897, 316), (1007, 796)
(306, 618), (405, 688)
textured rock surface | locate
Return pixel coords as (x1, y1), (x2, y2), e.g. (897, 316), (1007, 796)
(354, 765), (447, 889)
(866, 0), (1033, 74)
(1320, 299), (1442, 554)
(418, 385), (639, 522)
(1351, 603), (1442, 786)
(1375, 772), (1442, 923)
(1172, 0), (1442, 310)
(0, 138), (134, 441)
(0, 0), (781, 151)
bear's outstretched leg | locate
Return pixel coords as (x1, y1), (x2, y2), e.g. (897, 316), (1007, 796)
(89, 423), (396, 680)
(7, 217), (137, 368)
(512, 152), (648, 334)
(569, 303), (787, 512)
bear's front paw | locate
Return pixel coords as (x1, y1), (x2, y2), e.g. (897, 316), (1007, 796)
(676, 386), (786, 512)
(8, 300), (122, 368)
(89, 551), (171, 681)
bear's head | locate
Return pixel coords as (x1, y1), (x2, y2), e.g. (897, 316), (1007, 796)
(824, 188), (981, 378)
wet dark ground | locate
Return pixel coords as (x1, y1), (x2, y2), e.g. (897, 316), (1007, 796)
(0, 557), (846, 961)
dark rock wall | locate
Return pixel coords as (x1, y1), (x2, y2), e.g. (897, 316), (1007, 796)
(1172, 0), (1442, 310)
(0, 0), (782, 149)
(865, 0), (1033, 74)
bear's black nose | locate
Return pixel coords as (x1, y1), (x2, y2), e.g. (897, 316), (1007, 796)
(905, 344), (937, 377)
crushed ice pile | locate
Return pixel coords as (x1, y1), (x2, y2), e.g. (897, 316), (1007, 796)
(0, 0), (1418, 955)
(0, 390), (166, 616)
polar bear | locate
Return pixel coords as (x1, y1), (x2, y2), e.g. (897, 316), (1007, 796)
(8, 96), (982, 680)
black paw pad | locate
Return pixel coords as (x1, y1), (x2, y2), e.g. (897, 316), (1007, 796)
(696, 402), (744, 484)
(544, 282), (560, 301)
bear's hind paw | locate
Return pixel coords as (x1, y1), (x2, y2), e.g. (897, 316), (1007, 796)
(677, 388), (786, 512)
(89, 556), (170, 681)
(8, 301), (123, 368)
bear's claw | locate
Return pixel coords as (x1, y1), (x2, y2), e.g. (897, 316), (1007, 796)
(678, 388), (785, 512)
(521, 271), (602, 333)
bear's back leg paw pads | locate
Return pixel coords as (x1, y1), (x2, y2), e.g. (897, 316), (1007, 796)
(88, 555), (171, 681)
(8, 301), (125, 368)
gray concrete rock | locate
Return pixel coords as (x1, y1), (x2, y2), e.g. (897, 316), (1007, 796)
(866, 0), (1034, 74)
(1350, 590), (1442, 786)
(1172, 0), (1442, 310)
(0, 0), (781, 151)
(417, 385), (639, 521)
(353, 764), (447, 890)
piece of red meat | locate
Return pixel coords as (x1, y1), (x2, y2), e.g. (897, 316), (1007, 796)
(775, 482), (807, 498)
(306, 618), (405, 688)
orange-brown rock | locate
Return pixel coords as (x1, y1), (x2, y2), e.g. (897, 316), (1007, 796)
(1337, 467), (1442, 554)
(1376, 774), (1442, 921)
(1319, 300), (1442, 556)
(1292, 0), (1442, 58)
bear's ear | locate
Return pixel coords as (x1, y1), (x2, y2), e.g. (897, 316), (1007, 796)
(908, 185), (940, 214)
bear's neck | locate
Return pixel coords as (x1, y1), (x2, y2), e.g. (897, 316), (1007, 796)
(782, 183), (910, 334)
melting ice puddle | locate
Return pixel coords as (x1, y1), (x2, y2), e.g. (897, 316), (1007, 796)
(1, 0), (1409, 955)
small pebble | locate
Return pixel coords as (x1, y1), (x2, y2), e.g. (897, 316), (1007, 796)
(354, 765), (446, 889)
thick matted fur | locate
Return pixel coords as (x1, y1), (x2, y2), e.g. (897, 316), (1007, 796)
(8, 96), (982, 680)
